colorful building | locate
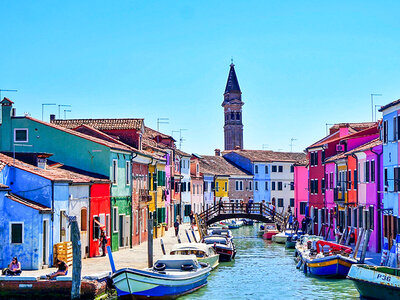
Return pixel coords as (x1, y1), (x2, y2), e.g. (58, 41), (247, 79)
(190, 154), (204, 214)
(294, 160), (308, 223)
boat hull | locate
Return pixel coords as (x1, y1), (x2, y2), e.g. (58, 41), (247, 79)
(262, 231), (278, 240)
(285, 240), (296, 249)
(348, 265), (400, 300)
(303, 255), (355, 278)
(112, 267), (211, 298)
(199, 254), (219, 269)
(272, 235), (288, 244)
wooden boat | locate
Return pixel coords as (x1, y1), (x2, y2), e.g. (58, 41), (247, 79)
(262, 224), (279, 240)
(170, 243), (220, 269)
(285, 235), (298, 249)
(203, 235), (236, 262)
(296, 239), (356, 278)
(347, 264), (400, 300)
(208, 228), (233, 239)
(111, 255), (211, 298)
(0, 275), (107, 299)
(272, 232), (290, 244)
(242, 219), (254, 226)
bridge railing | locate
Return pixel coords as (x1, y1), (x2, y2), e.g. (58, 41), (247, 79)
(198, 202), (285, 225)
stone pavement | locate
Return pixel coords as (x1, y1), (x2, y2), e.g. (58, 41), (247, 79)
(22, 223), (197, 278)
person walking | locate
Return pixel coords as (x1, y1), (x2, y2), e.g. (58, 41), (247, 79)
(189, 210), (194, 225)
(334, 225), (342, 243)
(218, 198), (224, 213)
(99, 230), (107, 257)
(174, 219), (180, 236)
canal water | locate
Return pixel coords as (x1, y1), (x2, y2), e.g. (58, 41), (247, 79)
(181, 225), (360, 300)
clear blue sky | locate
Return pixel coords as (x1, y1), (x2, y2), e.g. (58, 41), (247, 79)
(1, 1), (400, 154)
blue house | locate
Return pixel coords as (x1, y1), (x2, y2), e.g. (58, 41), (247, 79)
(379, 100), (400, 244)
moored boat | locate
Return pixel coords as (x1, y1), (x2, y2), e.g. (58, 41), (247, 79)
(203, 235), (236, 262)
(347, 264), (400, 300)
(111, 255), (211, 298)
(285, 235), (298, 249)
(272, 232), (290, 244)
(262, 224), (279, 240)
(170, 243), (220, 269)
(296, 238), (356, 278)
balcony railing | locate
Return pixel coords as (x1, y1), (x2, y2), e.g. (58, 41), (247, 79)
(334, 187), (346, 202)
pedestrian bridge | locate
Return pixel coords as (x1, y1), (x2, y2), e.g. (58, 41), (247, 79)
(197, 203), (285, 227)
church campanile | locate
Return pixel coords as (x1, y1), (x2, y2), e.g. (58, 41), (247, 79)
(222, 63), (244, 150)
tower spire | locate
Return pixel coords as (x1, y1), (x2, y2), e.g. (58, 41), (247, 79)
(224, 62), (241, 94)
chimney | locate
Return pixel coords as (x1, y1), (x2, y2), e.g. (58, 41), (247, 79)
(11, 108), (16, 117)
(50, 114), (56, 122)
(37, 156), (47, 170)
(214, 149), (221, 156)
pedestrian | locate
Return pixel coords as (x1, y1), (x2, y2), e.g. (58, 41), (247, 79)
(287, 205), (292, 215)
(334, 225), (342, 243)
(248, 197), (254, 213)
(301, 217), (307, 233)
(240, 200), (244, 212)
(189, 210), (194, 225)
(99, 230), (107, 257)
(47, 259), (68, 279)
(288, 213), (293, 230)
(3, 257), (21, 276)
(261, 200), (266, 214)
(174, 219), (180, 236)
(218, 198), (224, 213)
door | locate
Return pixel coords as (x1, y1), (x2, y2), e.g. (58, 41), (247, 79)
(43, 220), (48, 265)
(60, 210), (67, 242)
(119, 215), (124, 248)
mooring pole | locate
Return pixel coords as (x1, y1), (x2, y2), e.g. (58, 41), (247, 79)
(191, 229), (198, 243)
(148, 214), (154, 268)
(160, 239), (166, 255)
(353, 227), (364, 260)
(71, 217), (81, 300)
(359, 229), (372, 263)
(185, 229), (192, 243)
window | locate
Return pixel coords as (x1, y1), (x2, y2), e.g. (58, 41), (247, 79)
(224, 182), (227, 192)
(235, 180), (243, 191)
(113, 207), (118, 233)
(394, 117), (398, 141)
(290, 198), (295, 207)
(384, 168), (388, 187)
(125, 161), (131, 185)
(188, 182), (191, 192)
(255, 181), (259, 191)
(14, 128), (28, 142)
(255, 165), (258, 174)
(315, 179), (319, 194)
(330, 172), (334, 190)
(216, 182), (219, 192)
(249, 181), (253, 191)
(272, 165), (277, 172)
(81, 208), (88, 231)
(278, 182), (282, 190)
(278, 198), (284, 207)
(383, 120), (388, 144)
(321, 178), (325, 193)
(265, 165), (269, 174)
(290, 182), (294, 191)
(371, 160), (375, 182)
(354, 170), (358, 189)
(365, 161), (370, 183)
(272, 181), (276, 190)
(265, 181), (269, 190)
(310, 152), (318, 166)
(93, 216), (100, 239)
(112, 160), (118, 185)
(321, 151), (325, 164)
(290, 165), (294, 173)
(10, 222), (23, 244)
(348, 170), (351, 190)
(300, 202), (307, 215)
(394, 167), (400, 192)
(136, 210), (139, 234)
(278, 166), (283, 173)
(204, 182), (208, 192)
(196, 164), (199, 173)
(106, 214), (110, 236)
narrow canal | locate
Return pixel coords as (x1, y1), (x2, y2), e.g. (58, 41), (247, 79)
(182, 225), (360, 300)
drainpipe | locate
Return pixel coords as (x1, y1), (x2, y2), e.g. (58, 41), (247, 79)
(51, 181), (55, 266)
(131, 152), (138, 245)
(371, 147), (382, 252)
(88, 183), (92, 257)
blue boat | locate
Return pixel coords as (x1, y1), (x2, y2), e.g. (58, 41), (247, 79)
(111, 255), (212, 298)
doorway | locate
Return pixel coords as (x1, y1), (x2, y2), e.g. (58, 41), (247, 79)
(43, 220), (48, 265)
(119, 215), (124, 248)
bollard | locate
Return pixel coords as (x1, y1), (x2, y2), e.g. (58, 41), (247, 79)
(177, 235), (181, 244)
(71, 219), (81, 300)
(107, 245), (116, 273)
(191, 230), (198, 243)
(185, 229), (192, 243)
(160, 239), (166, 255)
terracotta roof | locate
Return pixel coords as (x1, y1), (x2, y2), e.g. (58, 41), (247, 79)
(329, 122), (377, 133)
(199, 155), (251, 176)
(52, 118), (144, 131)
(0, 153), (109, 183)
(308, 124), (378, 149)
(25, 117), (132, 152)
(175, 149), (191, 157)
(325, 138), (382, 163)
(223, 149), (306, 163)
(6, 193), (51, 211)
(144, 126), (174, 141)
(379, 99), (400, 112)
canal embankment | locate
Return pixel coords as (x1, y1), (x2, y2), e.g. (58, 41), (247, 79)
(20, 223), (196, 278)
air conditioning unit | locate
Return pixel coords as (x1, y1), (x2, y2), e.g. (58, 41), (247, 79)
(336, 144), (345, 152)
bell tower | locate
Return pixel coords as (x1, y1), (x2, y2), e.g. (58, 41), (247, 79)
(222, 63), (244, 150)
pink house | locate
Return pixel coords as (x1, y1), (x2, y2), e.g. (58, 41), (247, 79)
(294, 161), (308, 224)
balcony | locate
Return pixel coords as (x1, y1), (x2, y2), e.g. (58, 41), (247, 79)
(334, 187), (346, 203)
(139, 189), (151, 202)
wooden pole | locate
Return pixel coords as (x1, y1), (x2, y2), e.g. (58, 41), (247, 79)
(359, 229), (372, 263)
(71, 218), (81, 300)
(148, 214), (154, 268)
(353, 227), (364, 259)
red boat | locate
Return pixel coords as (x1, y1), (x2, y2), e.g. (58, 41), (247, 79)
(262, 229), (279, 240)
(315, 240), (352, 254)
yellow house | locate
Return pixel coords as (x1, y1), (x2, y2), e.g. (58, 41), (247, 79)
(148, 163), (157, 213)
(156, 161), (166, 224)
(215, 176), (229, 199)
